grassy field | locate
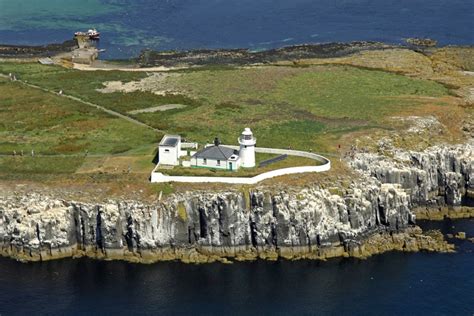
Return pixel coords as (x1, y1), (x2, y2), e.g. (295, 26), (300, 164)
(170, 66), (447, 119)
(146, 65), (448, 151)
(0, 76), (159, 175)
(0, 63), (201, 113)
(0, 156), (85, 174)
(0, 78), (159, 155)
(0, 60), (455, 180)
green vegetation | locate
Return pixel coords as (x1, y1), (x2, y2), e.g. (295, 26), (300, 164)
(168, 65), (447, 119)
(159, 65), (447, 150)
(150, 183), (176, 196)
(0, 156), (84, 174)
(163, 155), (319, 177)
(0, 78), (159, 155)
(177, 202), (187, 221)
(0, 63), (201, 115)
(0, 76), (159, 175)
(0, 61), (451, 179)
(268, 67), (447, 120)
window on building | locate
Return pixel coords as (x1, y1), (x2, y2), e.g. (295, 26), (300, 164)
(217, 160), (221, 166)
(203, 158), (207, 165)
(164, 149), (170, 153)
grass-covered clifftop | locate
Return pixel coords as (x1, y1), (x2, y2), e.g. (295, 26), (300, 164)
(0, 44), (472, 198)
(0, 62), (451, 150)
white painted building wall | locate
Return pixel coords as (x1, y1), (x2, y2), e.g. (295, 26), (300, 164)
(181, 142), (198, 149)
(239, 143), (255, 168)
(190, 157), (239, 171)
(182, 161), (192, 167)
(159, 145), (180, 166)
(238, 128), (256, 168)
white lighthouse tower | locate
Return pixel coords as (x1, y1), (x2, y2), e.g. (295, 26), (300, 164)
(238, 127), (256, 168)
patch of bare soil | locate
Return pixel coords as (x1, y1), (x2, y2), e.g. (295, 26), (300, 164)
(128, 104), (187, 114)
(76, 156), (152, 174)
(96, 72), (180, 95)
(73, 62), (180, 72)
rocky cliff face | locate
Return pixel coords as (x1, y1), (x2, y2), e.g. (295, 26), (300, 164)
(349, 143), (473, 207)
(1, 143), (471, 263)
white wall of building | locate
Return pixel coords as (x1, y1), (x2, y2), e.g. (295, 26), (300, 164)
(182, 161), (192, 167)
(238, 128), (256, 168)
(239, 143), (255, 168)
(190, 157), (239, 171)
(159, 146), (180, 166)
(181, 142), (198, 149)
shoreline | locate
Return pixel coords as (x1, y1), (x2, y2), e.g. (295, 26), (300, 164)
(0, 40), (77, 59)
(1, 39), (473, 68)
(414, 206), (474, 221)
(0, 144), (471, 265)
(0, 226), (455, 264)
(0, 40), (472, 267)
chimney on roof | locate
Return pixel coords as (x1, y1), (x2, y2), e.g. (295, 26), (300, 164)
(214, 137), (220, 146)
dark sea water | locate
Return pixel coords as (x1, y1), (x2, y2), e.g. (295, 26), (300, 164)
(0, 0), (473, 59)
(0, 218), (473, 315)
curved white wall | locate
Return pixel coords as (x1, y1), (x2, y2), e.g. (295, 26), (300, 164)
(151, 146), (331, 184)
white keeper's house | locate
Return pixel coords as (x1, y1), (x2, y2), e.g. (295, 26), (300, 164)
(157, 128), (257, 171)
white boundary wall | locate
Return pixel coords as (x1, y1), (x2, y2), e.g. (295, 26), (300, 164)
(181, 142), (198, 149)
(150, 146), (331, 184)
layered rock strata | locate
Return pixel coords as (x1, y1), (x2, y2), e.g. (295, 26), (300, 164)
(349, 143), (473, 218)
(1, 143), (471, 263)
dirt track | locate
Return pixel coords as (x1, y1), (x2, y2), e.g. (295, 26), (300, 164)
(0, 73), (163, 133)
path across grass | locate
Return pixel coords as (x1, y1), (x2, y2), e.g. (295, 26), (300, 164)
(0, 73), (162, 133)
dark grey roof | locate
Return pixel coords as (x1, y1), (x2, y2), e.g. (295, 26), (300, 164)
(192, 145), (238, 160)
(162, 138), (178, 146)
(160, 136), (179, 147)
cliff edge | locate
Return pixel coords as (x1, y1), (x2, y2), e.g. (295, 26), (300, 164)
(1, 143), (471, 263)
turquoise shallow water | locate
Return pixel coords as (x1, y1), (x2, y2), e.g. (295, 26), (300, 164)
(0, 0), (473, 58)
(0, 219), (473, 315)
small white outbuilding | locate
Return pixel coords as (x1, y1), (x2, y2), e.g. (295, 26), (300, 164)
(158, 135), (181, 166)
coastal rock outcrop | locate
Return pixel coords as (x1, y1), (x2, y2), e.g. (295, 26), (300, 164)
(1, 143), (470, 263)
(349, 143), (473, 208)
(0, 40), (77, 58)
(137, 41), (395, 67)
